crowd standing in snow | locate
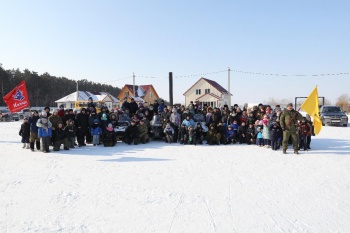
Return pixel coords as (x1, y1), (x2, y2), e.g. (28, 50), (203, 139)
(22, 97), (314, 154)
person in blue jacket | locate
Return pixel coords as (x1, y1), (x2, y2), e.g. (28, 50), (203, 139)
(37, 111), (52, 153)
(90, 119), (102, 146)
(182, 115), (195, 129)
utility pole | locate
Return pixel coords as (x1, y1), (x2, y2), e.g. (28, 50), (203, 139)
(133, 72), (136, 98)
(76, 81), (79, 101)
(169, 72), (173, 106)
(228, 67), (231, 107)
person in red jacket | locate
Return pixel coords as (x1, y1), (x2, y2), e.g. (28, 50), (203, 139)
(58, 105), (65, 117)
(298, 117), (312, 151)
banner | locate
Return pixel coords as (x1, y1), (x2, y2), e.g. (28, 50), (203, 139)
(300, 86), (322, 135)
(3, 80), (30, 113)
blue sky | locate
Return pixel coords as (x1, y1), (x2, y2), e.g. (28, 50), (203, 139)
(1, 0), (349, 105)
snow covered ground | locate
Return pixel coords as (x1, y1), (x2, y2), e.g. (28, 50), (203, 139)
(0, 122), (350, 233)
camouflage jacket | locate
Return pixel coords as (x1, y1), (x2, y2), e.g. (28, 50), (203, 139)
(279, 110), (303, 132)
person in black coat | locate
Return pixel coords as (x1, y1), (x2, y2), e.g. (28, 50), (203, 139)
(65, 119), (76, 148)
(53, 122), (69, 151)
(28, 110), (41, 151)
(237, 121), (248, 144)
(19, 117), (31, 149)
(246, 123), (255, 145)
(102, 123), (117, 147)
(270, 121), (282, 150)
(128, 98), (139, 116)
(76, 108), (89, 146)
(124, 120), (139, 145)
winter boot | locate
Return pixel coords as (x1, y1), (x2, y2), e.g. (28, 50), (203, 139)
(22, 143), (26, 149)
(30, 142), (35, 151)
(26, 143), (30, 149)
(294, 150), (299, 154)
(36, 141), (41, 150)
(283, 149), (287, 154)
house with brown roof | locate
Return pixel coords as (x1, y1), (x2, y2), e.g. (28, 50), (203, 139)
(183, 77), (231, 108)
(117, 84), (159, 105)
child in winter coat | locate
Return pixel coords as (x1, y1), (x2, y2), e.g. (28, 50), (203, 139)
(53, 122), (69, 151)
(102, 123), (116, 147)
(298, 118), (312, 151)
(225, 125), (235, 144)
(164, 123), (174, 143)
(178, 123), (188, 144)
(256, 127), (264, 147)
(19, 117), (30, 149)
(270, 121), (282, 150)
(229, 120), (239, 143)
(188, 125), (196, 145)
(65, 119), (76, 148)
(195, 123), (203, 145)
(246, 123), (255, 145)
(262, 115), (271, 147)
(37, 112), (52, 153)
(90, 119), (102, 146)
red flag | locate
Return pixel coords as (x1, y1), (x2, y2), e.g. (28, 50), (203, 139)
(3, 81), (30, 113)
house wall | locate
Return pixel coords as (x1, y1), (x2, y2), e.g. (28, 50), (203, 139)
(117, 86), (131, 101)
(185, 79), (223, 106)
(143, 87), (159, 105)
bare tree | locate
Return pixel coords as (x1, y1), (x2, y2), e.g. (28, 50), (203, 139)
(336, 94), (350, 112)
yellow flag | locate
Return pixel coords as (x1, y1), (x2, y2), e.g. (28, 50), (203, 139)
(300, 86), (322, 135)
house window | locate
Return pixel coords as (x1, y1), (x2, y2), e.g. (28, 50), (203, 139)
(125, 91), (129, 97)
(196, 89), (201, 95)
(205, 89), (210, 94)
(149, 91), (152, 98)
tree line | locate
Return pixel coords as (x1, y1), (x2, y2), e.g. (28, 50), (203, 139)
(0, 66), (121, 107)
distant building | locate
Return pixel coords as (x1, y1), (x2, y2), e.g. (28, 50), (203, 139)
(55, 91), (120, 110)
(117, 84), (159, 105)
(183, 77), (232, 108)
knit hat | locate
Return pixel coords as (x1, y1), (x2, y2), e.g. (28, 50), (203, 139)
(94, 119), (99, 123)
(107, 123), (113, 128)
(287, 103), (293, 107)
(53, 109), (58, 113)
(41, 111), (47, 117)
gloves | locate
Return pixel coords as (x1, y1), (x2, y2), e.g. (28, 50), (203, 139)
(282, 127), (286, 131)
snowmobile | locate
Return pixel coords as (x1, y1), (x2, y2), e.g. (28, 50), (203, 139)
(150, 114), (164, 139)
(115, 113), (131, 141)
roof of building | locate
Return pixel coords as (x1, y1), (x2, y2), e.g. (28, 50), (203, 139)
(125, 84), (157, 98)
(195, 93), (221, 101)
(183, 77), (231, 95)
(55, 91), (119, 103)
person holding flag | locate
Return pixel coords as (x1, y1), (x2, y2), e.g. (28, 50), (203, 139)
(280, 103), (303, 154)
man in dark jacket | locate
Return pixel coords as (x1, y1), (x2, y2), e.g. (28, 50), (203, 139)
(53, 122), (69, 151)
(279, 103), (303, 154)
(124, 120), (139, 145)
(128, 98), (139, 116)
(28, 110), (41, 151)
(237, 121), (248, 144)
(76, 108), (89, 146)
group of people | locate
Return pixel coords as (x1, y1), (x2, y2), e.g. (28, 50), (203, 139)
(18, 97), (314, 154)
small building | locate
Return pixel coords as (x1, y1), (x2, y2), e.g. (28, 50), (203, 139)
(117, 84), (159, 105)
(183, 77), (232, 108)
(55, 91), (120, 110)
